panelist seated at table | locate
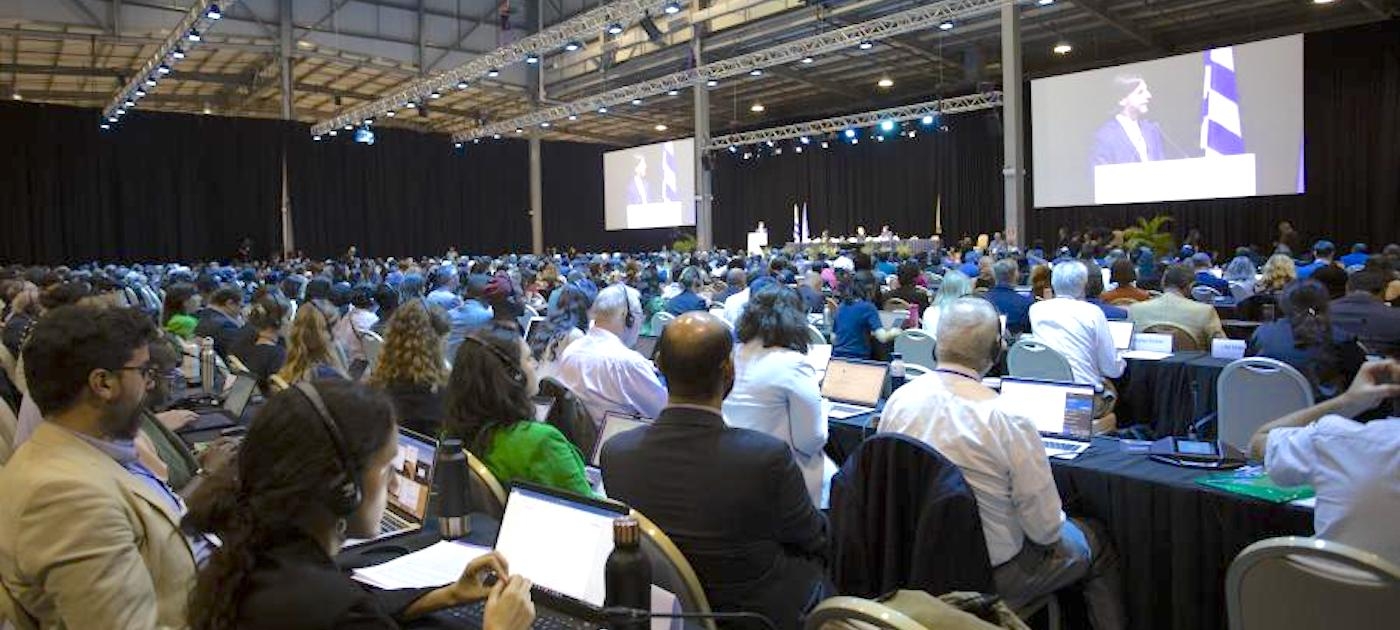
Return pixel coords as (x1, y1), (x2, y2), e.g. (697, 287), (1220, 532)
(1249, 359), (1400, 567)
(1128, 264), (1226, 349)
(879, 299), (1125, 630)
(1246, 280), (1364, 401)
(184, 380), (537, 630)
(601, 312), (834, 629)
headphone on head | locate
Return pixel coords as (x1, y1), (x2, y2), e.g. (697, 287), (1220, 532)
(292, 382), (362, 516)
(464, 334), (525, 384)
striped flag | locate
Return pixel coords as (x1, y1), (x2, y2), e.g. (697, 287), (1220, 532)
(801, 203), (810, 242)
(1200, 46), (1245, 156)
(661, 141), (679, 202)
(934, 194), (943, 235)
(793, 204), (801, 244)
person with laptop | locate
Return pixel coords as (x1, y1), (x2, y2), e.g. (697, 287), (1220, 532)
(723, 285), (835, 507)
(1028, 261), (1125, 424)
(184, 380), (537, 630)
(555, 284), (667, 427)
(601, 312), (833, 629)
(878, 298), (1125, 630)
(447, 321), (594, 497)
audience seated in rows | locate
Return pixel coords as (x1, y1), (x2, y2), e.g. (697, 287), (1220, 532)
(555, 284), (666, 425)
(368, 299), (451, 437)
(194, 286), (246, 358)
(984, 260), (1034, 336)
(1246, 280), (1364, 400)
(1099, 259), (1150, 304)
(1083, 260), (1128, 320)
(1330, 268), (1400, 356)
(228, 295), (289, 395)
(1029, 261), (1125, 397)
(1128, 264), (1226, 349)
(833, 271), (900, 359)
(276, 306), (349, 385)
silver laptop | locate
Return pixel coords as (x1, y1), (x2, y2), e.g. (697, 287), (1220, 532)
(589, 411), (653, 468)
(1108, 320), (1135, 351)
(821, 358), (888, 419)
(346, 429), (439, 546)
(998, 378), (1097, 459)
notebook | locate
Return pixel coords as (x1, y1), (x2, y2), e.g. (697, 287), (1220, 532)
(998, 378), (1097, 459)
(821, 358), (888, 419)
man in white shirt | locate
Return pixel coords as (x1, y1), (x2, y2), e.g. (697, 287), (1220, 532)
(880, 298), (1124, 630)
(555, 284), (667, 427)
(333, 285), (380, 369)
(1250, 359), (1400, 566)
(1029, 261), (1125, 425)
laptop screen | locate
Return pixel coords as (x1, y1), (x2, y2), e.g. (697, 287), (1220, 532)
(221, 374), (257, 417)
(820, 359), (887, 407)
(1108, 320), (1135, 350)
(532, 396), (556, 422)
(998, 378), (1096, 439)
(495, 485), (628, 607)
(386, 430), (438, 523)
(591, 412), (652, 467)
(632, 335), (658, 360)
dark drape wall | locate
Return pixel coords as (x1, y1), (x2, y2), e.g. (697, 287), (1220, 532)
(0, 101), (285, 264)
(540, 140), (676, 252)
(286, 129), (532, 259)
(712, 117), (1005, 248)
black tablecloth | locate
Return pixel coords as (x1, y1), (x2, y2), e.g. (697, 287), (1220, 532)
(1050, 439), (1313, 630)
(826, 413), (878, 466)
(1116, 352), (1233, 437)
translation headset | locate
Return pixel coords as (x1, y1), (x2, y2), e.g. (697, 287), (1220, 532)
(291, 382), (362, 517)
(463, 335), (525, 384)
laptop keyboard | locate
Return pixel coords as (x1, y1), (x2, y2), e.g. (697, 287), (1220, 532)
(1043, 438), (1090, 458)
(442, 601), (593, 630)
(828, 402), (875, 419)
(379, 510), (414, 536)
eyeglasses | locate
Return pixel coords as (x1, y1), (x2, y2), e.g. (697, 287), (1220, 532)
(110, 365), (161, 383)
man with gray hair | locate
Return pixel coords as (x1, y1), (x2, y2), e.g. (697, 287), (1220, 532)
(984, 258), (1034, 336)
(880, 298), (1124, 629)
(555, 283), (667, 426)
(1028, 261), (1124, 394)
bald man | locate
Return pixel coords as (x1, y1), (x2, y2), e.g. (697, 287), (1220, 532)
(600, 312), (832, 629)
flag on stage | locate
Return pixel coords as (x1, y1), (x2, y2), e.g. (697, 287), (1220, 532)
(1200, 46), (1245, 156)
(801, 203), (810, 242)
(934, 194), (943, 236)
(661, 142), (680, 201)
(793, 204), (801, 244)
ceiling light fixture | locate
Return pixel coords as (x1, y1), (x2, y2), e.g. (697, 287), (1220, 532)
(663, 2), (682, 15)
(568, 114), (578, 120)
(877, 77), (894, 88)
(749, 69), (763, 76)
(858, 41), (874, 50)
(750, 103), (765, 113)
(607, 23), (625, 35)
(667, 89), (679, 96)
(801, 57), (814, 64)
(456, 80), (469, 90)
(655, 124), (668, 131)
(525, 53), (540, 64)
(206, 4), (222, 20)
(564, 41), (582, 52)
(429, 91), (441, 99)
(172, 48), (186, 60)
(487, 68), (500, 77)
(706, 79), (718, 87)
(187, 29), (201, 42)
(1053, 41), (1073, 55)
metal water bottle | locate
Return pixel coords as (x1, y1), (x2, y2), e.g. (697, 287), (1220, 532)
(604, 517), (651, 630)
(199, 337), (216, 394)
(433, 438), (472, 539)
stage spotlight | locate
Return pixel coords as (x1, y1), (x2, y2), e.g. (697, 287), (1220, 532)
(1053, 41), (1073, 55)
(742, 152), (752, 160)
(728, 146), (738, 153)
(877, 135), (885, 142)
(313, 135), (321, 141)
(939, 21), (954, 31)
(363, 118), (373, 125)
(598, 106), (609, 113)
(206, 4), (222, 20)
(473, 138), (481, 144)
(541, 122), (551, 128)
(795, 146), (803, 154)
(564, 41), (582, 52)
(487, 68), (500, 77)
(456, 80), (469, 90)
(187, 29), (201, 42)
(429, 91), (442, 99)
(844, 129), (857, 139)
(667, 89), (679, 96)
(765, 140), (775, 148)
(328, 130), (338, 136)
(344, 124), (353, 130)
(749, 69), (763, 77)
(386, 110), (397, 117)
(921, 115), (935, 125)
(157, 64), (171, 75)
(107, 116), (118, 123)
(135, 88), (146, 97)
(1038, 0), (1055, 5)
(100, 123), (110, 130)
(515, 127), (524, 134)
(145, 77), (157, 87)
(858, 41), (873, 50)
(123, 99), (134, 107)
(607, 23), (625, 35)
(907, 130), (918, 138)
(800, 136), (810, 144)
(568, 114), (578, 120)
(631, 98), (643, 105)
(821, 141), (829, 149)
(203, 106), (212, 115)
(655, 124), (668, 131)
(172, 48), (186, 60)
(525, 53), (540, 64)
(801, 57), (814, 64)
(455, 142), (463, 149)
(493, 134), (502, 139)
(879, 119), (895, 132)
(406, 101), (417, 108)
(664, 2), (682, 15)
(116, 108), (126, 115)
(851, 138), (859, 144)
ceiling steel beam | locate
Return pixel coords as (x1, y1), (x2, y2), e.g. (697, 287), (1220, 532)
(706, 91), (1001, 150)
(1, 62), (254, 85)
(99, 0), (232, 125)
(0, 26), (276, 53)
(1070, 0), (1168, 53)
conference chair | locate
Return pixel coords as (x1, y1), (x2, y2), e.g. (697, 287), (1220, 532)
(1226, 536), (1399, 630)
(1007, 339), (1074, 383)
(0, 343), (15, 383)
(1216, 357), (1314, 454)
(0, 397), (17, 467)
(359, 330), (385, 374)
(805, 593), (1019, 630)
(464, 449), (507, 518)
(882, 297), (912, 313)
(893, 330), (936, 370)
(268, 374), (291, 393)
(651, 311), (676, 336)
(807, 324), (829, 346)
(902, 364), (931, 379)
(1142, 323), (1200, 352)
(1191, 285), (1224, 302)
(804, 596), (928, 630)
(537, 377), (599, 458)
(629, 509), (717, 630)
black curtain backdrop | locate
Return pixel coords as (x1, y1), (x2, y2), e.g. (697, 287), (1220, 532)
(0, 101), (285, 264)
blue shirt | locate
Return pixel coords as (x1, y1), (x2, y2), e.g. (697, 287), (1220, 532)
(833, 300), (883, 359)
(984, 284), (1034, 335)
(1087, 297), (1129, 321)
(666, 290), (708, 316)
(876, 261), (898, 276)
(1247, 321), (1363, 400)
(1339, 252), (1369, 268)
(446, 299), (493, 358)
(1296, 261), (1329, 279)
(1194, 271), (1230, 294)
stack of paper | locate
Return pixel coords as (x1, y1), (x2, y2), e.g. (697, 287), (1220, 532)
(351, 541), (493, 590)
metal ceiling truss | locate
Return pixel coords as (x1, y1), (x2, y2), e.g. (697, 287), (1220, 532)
(449, 0), (1010, 143)
(706, 91), (1002, 150)
(311, 0), (687, 135)
(100, 0), (232, 127)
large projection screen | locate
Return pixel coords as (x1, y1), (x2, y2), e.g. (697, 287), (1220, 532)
(1031, 35), (1303, 208)
(603, 138), (696, 230)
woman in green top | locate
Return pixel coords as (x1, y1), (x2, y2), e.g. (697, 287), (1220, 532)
(445, 321), (593, 497)
(162, 282), (203, 339)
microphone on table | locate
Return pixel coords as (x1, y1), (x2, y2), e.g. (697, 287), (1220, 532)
(601, 607), (778, 630)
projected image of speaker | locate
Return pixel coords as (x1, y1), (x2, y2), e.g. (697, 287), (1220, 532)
(603, 138), (696, 231)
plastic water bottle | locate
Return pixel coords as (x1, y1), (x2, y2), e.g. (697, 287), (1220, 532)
(199, 337), (216, 394)
(604, 517), (651, 630)
(890, 352), (906, 391)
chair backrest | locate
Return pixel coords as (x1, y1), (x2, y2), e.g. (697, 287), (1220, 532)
(1192, 284), (1223, 302)
(360, 330), (385, 372)
(902, 363), (932, 379)
(0, 397), (18, 467)
(1109, 297), (1139, 306)
(1007, 339), (1074, 383)
(1142, 323), (1201, 352)
(1216, 357), (1314, 453)
(630, 509), (717, 630)
(650, 311), (676, 336)
(807, 324), (829, 346)
(882, 298), (911, 313)
(268, 374), (290, 393)
(893, 330), (936, 370)
(523, 305), (540, 319)
(0, 343), (15, 383)
(537, 377), (599, 457)
(804, 596), (929, 630)
(464, 449), (507, 518)
(1227, 536), (1400, 630)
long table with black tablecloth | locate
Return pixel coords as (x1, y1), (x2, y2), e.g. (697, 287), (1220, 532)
(825, 425), (1314, 630)
(1114, 352), (1234, 438)
(1049, 439), (1313, 630)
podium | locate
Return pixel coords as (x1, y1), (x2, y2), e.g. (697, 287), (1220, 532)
(746, 230), (769, 253)
(1094, 154), (1256, 204)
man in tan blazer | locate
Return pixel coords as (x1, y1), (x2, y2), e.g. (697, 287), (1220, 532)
(1129, 264), (1226, 350)
(0, 305), (196, 629)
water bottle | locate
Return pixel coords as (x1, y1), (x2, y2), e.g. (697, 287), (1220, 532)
(199, 337), (216, 394)
(890, 352), (906, 391)
(432, 438), (472, 538)
(604, 517), (651, 630)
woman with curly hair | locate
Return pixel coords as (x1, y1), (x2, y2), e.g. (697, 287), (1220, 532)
(276, 305), (348, 385)
(369, 299), (451, 436)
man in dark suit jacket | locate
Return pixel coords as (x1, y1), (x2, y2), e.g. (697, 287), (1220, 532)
(193, 286), (247, 358)
(1091, 76), (1167, 166)
(984, 260), (1034, 335)
(1331, 270), (1400, 357)
(601, 312), (832, 629)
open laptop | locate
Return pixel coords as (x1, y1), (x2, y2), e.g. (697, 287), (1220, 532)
(1108, 320), (1135, 351)
(346, 429), (439, 546)
(632, 335), (658, 360)
(442, 483), (629, 628)
(584, 411), (653, 490)
(998, 377), (1097, 459)
(176, 372), (257, 434)
(532, 395), (556, 422)
(821, 358), (888, 419)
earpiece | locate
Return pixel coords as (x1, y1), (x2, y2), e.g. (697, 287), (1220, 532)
(464, 335), (525, 383)
(292, 382), (362, 516)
